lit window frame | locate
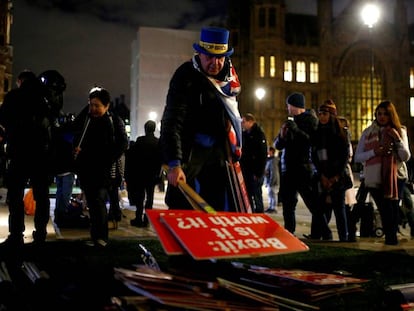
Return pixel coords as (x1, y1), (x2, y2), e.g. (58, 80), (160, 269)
(284, 60), (292, 82)
(310, 61), (319, 83)
(296, 60), (306, 83)
(270, 56), (276, 78)
(259, 56), (265, 78)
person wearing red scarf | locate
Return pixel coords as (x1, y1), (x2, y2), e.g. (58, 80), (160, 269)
(355, 100), (410, 245)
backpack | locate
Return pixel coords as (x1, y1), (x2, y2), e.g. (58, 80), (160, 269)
(55, 198), (90, 228)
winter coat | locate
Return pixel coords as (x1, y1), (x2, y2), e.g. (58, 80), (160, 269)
(160, 58), (232, 166)
(72, 108), (128, 187)
(240, 123), (268, 178)
(274, 109), (318, 174)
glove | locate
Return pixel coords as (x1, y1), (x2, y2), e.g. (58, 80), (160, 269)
(280, 122), (289, 138)
(285, 119), (297, 131)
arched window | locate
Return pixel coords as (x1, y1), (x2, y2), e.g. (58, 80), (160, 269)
(339, 49), (385, 141)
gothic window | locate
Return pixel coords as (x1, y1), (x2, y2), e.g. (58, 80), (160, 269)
(259, 56), (265, 78)
(310, 62), (319, 83)
(296, 61), (306, 82)
(269, 56), (276, 77)
(284, 60), (293, 82)
(339, 49), (385, 140)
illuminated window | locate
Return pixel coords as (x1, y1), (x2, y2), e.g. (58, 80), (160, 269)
(259, 56), (265, 78)
(340, 49), (385, 139)
(410, 97), (414, 117)
(410, 68), (414, 89)
(296, 61), (306, 82)
(284, 60), (292, 82)
(310, 62), (319, 83)
(269, 56), (276, 77)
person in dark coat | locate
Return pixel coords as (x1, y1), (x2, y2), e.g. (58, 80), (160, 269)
(72, 87), (128, 247)
(126, 120), (161, 227)
(0, 70), (56, 247)
(160, 27), (243, 211)
(274, 92), (318, 235)
(240, 113), (268, 213)
(310, 100), (351, 241)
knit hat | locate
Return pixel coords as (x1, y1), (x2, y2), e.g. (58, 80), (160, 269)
(286, 92), (305, 108)
(319, 99), (337, 116)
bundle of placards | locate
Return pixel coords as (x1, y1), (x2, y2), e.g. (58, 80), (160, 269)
(114, 259), (369, 310)
(114, 264), (317, 310)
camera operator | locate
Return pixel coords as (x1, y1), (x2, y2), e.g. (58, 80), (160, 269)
(0, 69), (66, 248)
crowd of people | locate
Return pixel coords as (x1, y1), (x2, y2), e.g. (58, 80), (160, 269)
(0, 26), (411, 250)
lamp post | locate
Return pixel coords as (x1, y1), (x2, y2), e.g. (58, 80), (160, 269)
(255, 87), (266, 101)
(361, 3), (380, 120)
(255, 86), (266, 134)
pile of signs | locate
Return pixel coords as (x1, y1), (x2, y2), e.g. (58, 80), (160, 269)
(114, 259), (369, 310)
(131, 184), (367, 310)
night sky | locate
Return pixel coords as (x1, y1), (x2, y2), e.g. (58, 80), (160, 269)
(10, 0), (414, 114)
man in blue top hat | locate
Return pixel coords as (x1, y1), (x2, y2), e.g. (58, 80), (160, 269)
(160, 27), (243, 211)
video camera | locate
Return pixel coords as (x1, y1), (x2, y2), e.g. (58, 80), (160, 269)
(38, 70), (66, 118)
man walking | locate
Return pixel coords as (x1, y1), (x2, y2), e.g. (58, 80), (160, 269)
(126, 120), (162, 227)
(240, 113), (268, 213)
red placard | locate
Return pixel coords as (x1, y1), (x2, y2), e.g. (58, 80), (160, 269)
(159, 210), (309, 260)
(248, 268), (369, 285)
(146, 209), (188, 255)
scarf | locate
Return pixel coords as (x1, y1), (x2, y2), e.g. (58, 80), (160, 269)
(381, 127), (398, 199)
(192, 56), (242, 159)
(363, 123), (398, 199)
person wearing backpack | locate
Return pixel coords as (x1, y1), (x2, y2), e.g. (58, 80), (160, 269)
(0, 70), (58, 248)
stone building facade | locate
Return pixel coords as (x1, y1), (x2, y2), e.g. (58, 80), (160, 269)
(0, 0), (13, 104)
(228, 0), (414, 148)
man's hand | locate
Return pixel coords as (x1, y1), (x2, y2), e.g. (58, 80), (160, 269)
(167, 166), (186, 187)
(280, 122), (289, 138)
(285, 119), (297, 131)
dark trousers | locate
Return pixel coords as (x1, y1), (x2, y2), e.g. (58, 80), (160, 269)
(108, 179), (122, 221)
(165, 145), (230, 211)
(244, 174), (264, 213)
(6, 159), (50, 240)
(320, 188), (348, 241)
(129, 182), (156, 224)
(365, 187), (399, 244)
(279, 170), (316, 234)
(82, 184), (109, 242)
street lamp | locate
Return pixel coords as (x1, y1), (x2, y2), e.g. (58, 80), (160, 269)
(255, 87), (266, 101)
(361, 3), (380, 120)
(148, 111), (158, 121)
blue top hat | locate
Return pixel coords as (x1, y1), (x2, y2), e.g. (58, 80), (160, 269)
(193, 27), (234, 57)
